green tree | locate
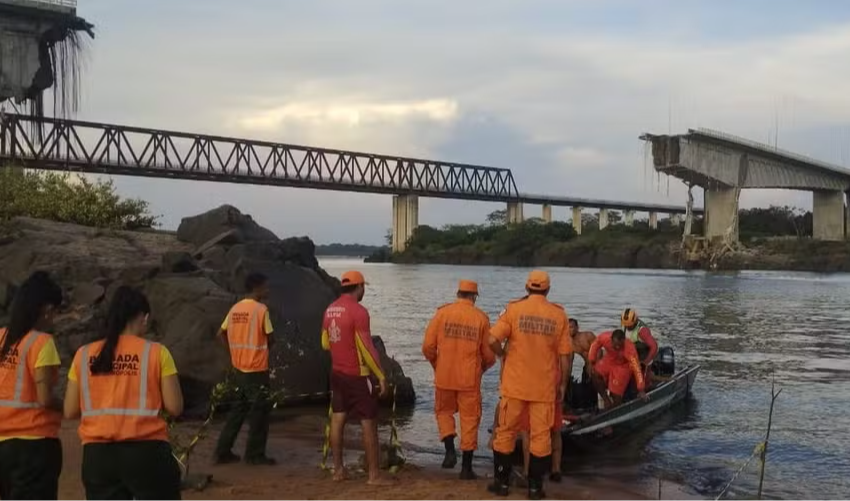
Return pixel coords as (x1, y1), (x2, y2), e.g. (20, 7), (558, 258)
(0, 169), (158, 230)
(486, 209), (507, 226)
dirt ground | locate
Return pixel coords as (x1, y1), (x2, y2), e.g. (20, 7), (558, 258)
(57, 414), (691, 500)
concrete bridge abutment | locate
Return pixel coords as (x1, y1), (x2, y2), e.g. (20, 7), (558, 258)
(391, 194), (419, 253)
(572, 207), (582, 235)
(599, 208), (609, 230)
(704, 186), (739, 242)
(649, 212), (658, 230)
(507, 202), (524, 224)
(542, 204), (552, 223)
(813, 190), (846, 241)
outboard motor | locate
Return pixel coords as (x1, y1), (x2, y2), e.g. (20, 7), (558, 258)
(653, 347), (675, 377)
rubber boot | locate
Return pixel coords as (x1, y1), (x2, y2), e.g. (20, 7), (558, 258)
(459, 451), (477, 480)
(441, 436), (457, 469)
(528, 454), (548, 500)
(487, 451), (511, 497)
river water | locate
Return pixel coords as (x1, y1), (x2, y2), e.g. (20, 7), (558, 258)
(319, 259), (850, 499)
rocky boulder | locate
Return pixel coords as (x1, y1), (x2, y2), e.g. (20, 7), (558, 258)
(0, 206), (415, 416)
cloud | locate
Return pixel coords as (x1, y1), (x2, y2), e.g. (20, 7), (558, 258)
(235, 98), (459, 131)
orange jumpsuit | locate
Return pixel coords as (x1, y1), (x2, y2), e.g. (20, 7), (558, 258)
(422, 298), (495, 451)
(491, 295), (571, 458)
(588, 331), (644, 397)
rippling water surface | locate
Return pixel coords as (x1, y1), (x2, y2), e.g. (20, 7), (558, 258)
(319, 259), (850, 499)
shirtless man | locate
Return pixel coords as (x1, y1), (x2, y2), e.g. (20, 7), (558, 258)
(569, 318), (596, 378)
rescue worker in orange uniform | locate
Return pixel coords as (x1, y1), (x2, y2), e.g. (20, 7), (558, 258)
(620, 308), (658, 369)
(588, 329), (646, 409)
(215, 272), (277, 465)
(0, 271), (64, 500)
(422, 279), (495, 480)
(488, 270), (572, 500)
(64, 286), (184, 500)
(321, 271), (393, 486)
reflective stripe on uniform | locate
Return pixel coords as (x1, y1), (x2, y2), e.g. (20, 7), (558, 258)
(229, 303), (268, 351)
(0, 332), (41, 409)
(80, 340), (157, 418)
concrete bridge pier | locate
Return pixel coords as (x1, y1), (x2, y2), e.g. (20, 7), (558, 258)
(542, 204), (552, 223)
(649, 212), (658, 230)
(572, 207), (582, 235)
(704, 186), (739, 242)
(624, 210), (635, 226)
(813, 190), (846, 241)
(599, 208), (609, 230)
(507, 202), (524, 224)
(391, 194), (419, 253)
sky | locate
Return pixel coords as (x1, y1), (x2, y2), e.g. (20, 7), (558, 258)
(48, 0), (850, 244)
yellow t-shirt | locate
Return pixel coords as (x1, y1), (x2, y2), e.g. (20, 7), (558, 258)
(220, 299), (274, 335)
(68, 345), (178, 382)
(0, 337), (61, 442)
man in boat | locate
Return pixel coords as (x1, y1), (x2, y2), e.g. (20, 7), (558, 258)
(620, 308), (658, 370)
(422, 279), (496, 480)
(488, 270), (572, 500)
(588, 329), (646, 409)
(569, 318), (596, 378)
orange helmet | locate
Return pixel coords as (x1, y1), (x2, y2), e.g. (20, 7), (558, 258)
(621, 308), (638, 328)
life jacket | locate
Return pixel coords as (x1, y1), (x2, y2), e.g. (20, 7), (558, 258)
(0, 329), (61, 438)
(75, 335), (168, 444)
(226, 300), (269, 372)
(624, 319), (649, 344)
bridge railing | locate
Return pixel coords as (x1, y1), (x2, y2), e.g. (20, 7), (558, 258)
(0, 0), (77, 11)
(0, 113), (520, 201)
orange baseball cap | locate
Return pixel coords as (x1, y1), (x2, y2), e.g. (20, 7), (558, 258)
(525, 270), (550, 291)
(457, 280), (479, 294)
(340, 270), (367, 286)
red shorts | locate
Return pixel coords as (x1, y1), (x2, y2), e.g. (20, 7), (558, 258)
(594, 358), (632, 397)
(519, 402), (563, 432)
(330, 371), (378, 421)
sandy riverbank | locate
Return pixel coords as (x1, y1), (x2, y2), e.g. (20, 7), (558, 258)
(55, 412), (696, 500)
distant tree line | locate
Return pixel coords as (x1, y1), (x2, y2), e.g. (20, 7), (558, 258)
(315, 243), (386, 256)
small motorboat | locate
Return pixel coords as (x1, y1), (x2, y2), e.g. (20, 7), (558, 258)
(560, 347), (699, 447)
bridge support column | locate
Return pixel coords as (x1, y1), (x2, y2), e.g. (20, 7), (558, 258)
(704, 187), (739, 242)
(624, 210), (635, 227)
(392, 195), (419, 253)
(599, 208), (609, 230)
(542, 204), (552, 223)
(572, 207), (582, 235)
(813, 190), (846, 241)
(507, 202), (524, 224)
(649, 212), (658, 230)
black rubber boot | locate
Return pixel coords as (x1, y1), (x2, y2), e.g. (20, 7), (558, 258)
(528, 454), (548, 500)
(441, 436), (457, 469)
(459, 451), (477, 480)
(487, 451), (511, 497)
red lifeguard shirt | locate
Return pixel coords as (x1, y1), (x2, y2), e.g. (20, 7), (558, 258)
(321, 295), (385, 380)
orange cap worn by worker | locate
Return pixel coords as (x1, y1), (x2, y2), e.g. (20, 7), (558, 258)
(74, 336), (169, 444)
(341, 270), (367, 287)
(0, 329), (61, 439)
(457, 280), (479, 294)
(223, 300), (270, 373)
(525, 270), (550, 292)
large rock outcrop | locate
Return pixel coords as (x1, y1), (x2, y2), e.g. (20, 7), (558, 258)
(0, 206), (415, 416)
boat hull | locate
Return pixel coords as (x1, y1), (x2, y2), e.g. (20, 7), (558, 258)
(561, 364), (700, 447)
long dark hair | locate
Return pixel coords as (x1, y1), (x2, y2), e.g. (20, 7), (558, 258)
(90, 286), (150, 375)
(1, 271), (62, 358)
